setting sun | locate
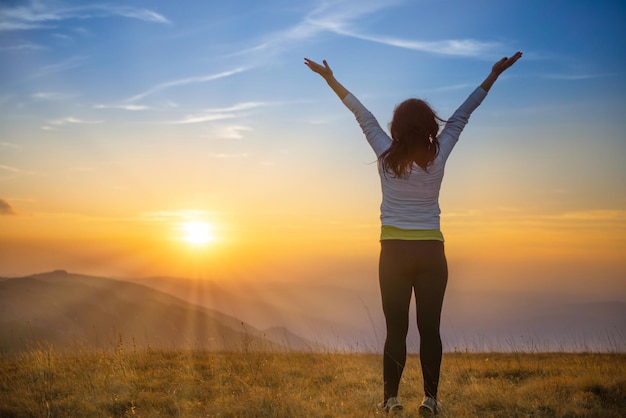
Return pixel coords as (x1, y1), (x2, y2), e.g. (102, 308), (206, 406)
(180, 221), (214, 245)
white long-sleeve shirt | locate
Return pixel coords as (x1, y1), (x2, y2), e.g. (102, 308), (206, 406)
(342, 87), (488, 232)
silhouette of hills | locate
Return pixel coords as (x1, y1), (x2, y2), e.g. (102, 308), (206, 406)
(1, 270), (624, 353)
(0, 270), (317, 353)
(125, 274), (626, 352)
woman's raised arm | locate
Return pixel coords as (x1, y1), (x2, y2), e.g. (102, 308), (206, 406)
(304, 58), (350, 100)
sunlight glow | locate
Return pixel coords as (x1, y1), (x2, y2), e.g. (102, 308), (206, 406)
(180, 221), (214, 245)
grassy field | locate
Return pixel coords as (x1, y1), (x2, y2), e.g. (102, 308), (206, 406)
(1, 344), (625, 417)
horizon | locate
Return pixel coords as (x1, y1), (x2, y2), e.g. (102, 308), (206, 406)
(3, 269), (625, 353)
(1, 1), (625, 306)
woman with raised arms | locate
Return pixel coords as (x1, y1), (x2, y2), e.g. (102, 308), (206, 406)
(305, 51), (522, 415)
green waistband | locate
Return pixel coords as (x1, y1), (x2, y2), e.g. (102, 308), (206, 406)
(380, 226), (444, 241)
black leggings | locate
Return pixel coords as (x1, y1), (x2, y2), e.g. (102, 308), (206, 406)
(379, 239), (448, 400)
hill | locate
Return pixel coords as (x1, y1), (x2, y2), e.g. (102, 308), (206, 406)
(0, 270), (316, 353)
(125, 274), (626, 352)
(2, 270), (625, 353)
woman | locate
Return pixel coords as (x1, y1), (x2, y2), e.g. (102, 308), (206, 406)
(304, 52), (522, 415)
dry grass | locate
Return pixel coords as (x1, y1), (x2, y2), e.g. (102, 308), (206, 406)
(1, 344), (624, 417)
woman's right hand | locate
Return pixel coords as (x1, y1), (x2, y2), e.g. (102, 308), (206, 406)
(304, 57), (350, 100)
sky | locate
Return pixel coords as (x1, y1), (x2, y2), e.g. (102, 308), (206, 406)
(1, 0), (625, 300)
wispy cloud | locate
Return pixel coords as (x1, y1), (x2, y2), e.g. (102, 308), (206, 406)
(542, 72), (621, 81)
(555, 210), (626, 222)
(140, 210), (211, 224)
(166, 102), (270, 125)
(0, 141), (20, 150)
(445, 208), (626, 229)
(235, 0), (397, 58)
(211, 125), (253, 139)
(0, 1), (170, 31)
(0, 164), (23, 173)
(109, 7), (170, 24)
(29, 55), (87, 78)
(0, 41), (46, 51)
(205, 102), (271, 113)
(41, 116), (103, 130)
(0, 164), (36, 178)
(126, 67), (247, 103)
(169, 113), (237, 125)
(239, 0), (499, 59)
(32, 91), (75, 101)
(305, 0), (500, 57)
(330, 29), (501, 56)
(94, 103), (151, 111)
(427, 83), (477, 92)
(209, 152), (250, 159)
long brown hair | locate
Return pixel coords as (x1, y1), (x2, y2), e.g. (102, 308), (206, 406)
(379, 98), (445, 177)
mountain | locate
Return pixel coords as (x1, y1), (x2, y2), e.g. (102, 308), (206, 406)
(0, 270), (316, 353)
(439, 291), (626, 352)
(2, 270), (624, 353)
(123, 275), (626, 352)
(123, 274), (383, 351)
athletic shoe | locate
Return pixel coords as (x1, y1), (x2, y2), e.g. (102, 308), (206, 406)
(418, 396), (441, 416)
(378, 396), (404, 413)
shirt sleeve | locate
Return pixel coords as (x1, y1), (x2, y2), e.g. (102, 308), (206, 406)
(342, 93), (391, 158)
(437, 86), (488, 161)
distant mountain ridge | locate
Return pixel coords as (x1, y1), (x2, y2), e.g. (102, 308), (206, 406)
(123, 274), (626, 352)
(0, 270), (318, 353)
(1, 270), (624, 353)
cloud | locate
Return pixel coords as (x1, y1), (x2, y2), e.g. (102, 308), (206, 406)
(211, 125), (253, 139)
(169, 113), (237, 125)
(329, 29), (501, 56)
(542, 72), (621, 81)
(49, 117), (102, 125)
(428, 83), (477, 92)
(0, 141), (19, 150)
(29, 55), (87, 78)
(41, 116), (103, 130)
(167, 101), (270, 125)
(52, 33), (72, 41)
(140, 210), (210, 224)
(0, 163), (36, 179)
(444, 208), (626, 232)
(126, 67), (247, 103)
(32, 91), (75, 101)
(556, 210), (626, 222)
(239, 0), (500, 59)
(209, 152), (250, 159)
(305, 0), (500, 57)
(206, 102), (271, 113)
(106, 7), (170, 24)
(94, 103), (151, 111)
(0, 164), (25, 173)
(0, 1), (171, 31)
(234, 0), (395, 57)
(0, 41), (46, 51)
(0, 198), (16, 215)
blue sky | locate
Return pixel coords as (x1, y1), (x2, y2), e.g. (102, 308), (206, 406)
(1, 0), (625, 290)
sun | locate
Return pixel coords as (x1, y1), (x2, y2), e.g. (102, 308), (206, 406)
(180, 221), (214, 245)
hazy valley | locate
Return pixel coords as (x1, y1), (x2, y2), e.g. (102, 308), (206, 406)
(1, 270), (624, 353)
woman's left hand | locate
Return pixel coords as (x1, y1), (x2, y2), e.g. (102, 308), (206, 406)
(304, 58), (333, 80)
(491, 52), (523, 76)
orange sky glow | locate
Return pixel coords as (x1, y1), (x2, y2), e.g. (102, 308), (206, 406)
(1, 1), (625, 306)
